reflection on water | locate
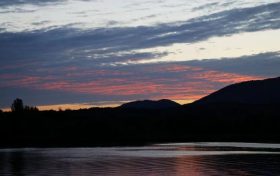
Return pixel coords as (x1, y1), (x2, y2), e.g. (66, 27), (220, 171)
(1, 143), (280, 176)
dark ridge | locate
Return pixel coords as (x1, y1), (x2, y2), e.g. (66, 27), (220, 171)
(193, 77), (280, 105)
(119, 99), (181, 109)
(2, 77), (280, 148)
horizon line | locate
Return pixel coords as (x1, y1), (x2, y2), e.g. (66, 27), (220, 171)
(1, 99), (195, 112)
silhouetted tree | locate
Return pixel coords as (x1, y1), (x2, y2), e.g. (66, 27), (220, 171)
(11, 98), (39, 113)
(11, 98), (24, 112)
(24, 106), (39, 112)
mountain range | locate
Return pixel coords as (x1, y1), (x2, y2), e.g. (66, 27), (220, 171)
(120, 77), (280, 109)
(1, 76), (280, 147)
(194, 77), (280, 105)
(120, 99), (181, 109)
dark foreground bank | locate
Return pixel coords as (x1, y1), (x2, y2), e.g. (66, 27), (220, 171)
(0, 103), (280, 148)
(1, 77), (280, 148)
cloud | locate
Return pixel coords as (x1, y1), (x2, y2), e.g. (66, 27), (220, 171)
(186, 52), (280, 77)
(1, 0), (279, 32)
(0, 56), (265, 108)
(1, 2), (280, 68)
(0, 0), (63, 7)
(0, 2), (279, 109)
(192, 2), (219, 11)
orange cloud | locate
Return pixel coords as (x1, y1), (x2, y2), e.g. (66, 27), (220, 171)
(192, 70), (263, 84)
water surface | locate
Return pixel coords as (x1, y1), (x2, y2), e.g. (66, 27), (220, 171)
(1, 142), (280, 176)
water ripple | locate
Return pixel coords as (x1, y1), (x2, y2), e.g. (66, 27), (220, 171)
(1, 143), (280, 176)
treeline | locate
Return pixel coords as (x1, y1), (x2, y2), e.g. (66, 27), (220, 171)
(10, 98), (39, 112)
(0, 100), (280, 147)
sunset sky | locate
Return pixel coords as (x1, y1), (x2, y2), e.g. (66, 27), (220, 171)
(1, 0), (280, 110)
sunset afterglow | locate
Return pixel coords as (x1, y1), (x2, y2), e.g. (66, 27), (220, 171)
(0, 0), (279, 110)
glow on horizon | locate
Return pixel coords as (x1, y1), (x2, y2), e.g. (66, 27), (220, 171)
(1, 99), (192, 112)
(0, 63), (264, 110)
(0, 0), (279, 109)
(1, 101), (128, 112)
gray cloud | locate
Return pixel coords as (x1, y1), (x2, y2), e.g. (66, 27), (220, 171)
(185, 52), (280, 77)
(192, 2), (219, 11)
(0, 0), (64, 7)
(1, 52), (280, 109)
(1, 2), (280, 68)
(1, 2), (280, 109)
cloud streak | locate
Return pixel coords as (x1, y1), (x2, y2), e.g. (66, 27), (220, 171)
(0, 2), (280, 69)
(0, 0), (64, 7)
(0, 59), (264, 108)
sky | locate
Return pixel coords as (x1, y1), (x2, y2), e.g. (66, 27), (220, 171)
(0, 0), (280, 110)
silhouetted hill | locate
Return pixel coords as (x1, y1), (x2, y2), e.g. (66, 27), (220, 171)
(2, 77), (280, 148)
(194, 77), (280, 105)
(119, 99), (181, 109)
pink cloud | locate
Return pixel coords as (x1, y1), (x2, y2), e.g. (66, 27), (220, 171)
(0, 64), (264, 104)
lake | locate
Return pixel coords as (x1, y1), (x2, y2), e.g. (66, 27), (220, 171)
(1, 142), (280, 176)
